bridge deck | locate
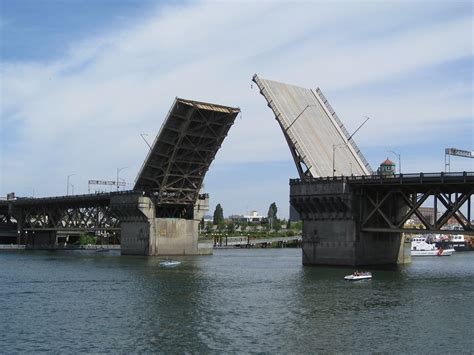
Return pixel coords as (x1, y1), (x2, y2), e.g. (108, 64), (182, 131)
(291, 171), (474, 186)
(253, 75), (372, 178)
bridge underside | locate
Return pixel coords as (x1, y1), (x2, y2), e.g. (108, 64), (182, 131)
(134, 98), (239, 218)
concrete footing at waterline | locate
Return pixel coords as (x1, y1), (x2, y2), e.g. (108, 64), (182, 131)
(111, 195), (208, 256)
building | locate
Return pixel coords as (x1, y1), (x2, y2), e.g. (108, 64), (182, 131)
(410, 207), (440, 225)
(229, 211), (267, 224)
(377, 158), (396, 176)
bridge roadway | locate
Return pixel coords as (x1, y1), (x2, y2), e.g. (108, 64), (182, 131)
(3, 191), (139, 233)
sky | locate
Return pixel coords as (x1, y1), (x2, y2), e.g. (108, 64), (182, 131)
(1, 0), (473, 219)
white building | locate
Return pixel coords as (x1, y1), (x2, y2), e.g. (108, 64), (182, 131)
(230, 210), (267, 224)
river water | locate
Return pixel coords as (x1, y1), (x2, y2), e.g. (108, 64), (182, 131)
(1, 248), (473, 353)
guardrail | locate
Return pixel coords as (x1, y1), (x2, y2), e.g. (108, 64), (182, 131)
(290, 171), (474, 185)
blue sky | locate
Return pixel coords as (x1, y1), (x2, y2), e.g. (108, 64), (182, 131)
(1, 0), (473, 219)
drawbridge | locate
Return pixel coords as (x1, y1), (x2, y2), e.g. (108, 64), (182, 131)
(251, 75), (472, 265)
(134, 97), (240, 218)
(252, 75), (372, 178)
(4, 98), (239, 250)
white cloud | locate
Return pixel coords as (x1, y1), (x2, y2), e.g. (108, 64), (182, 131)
(1, 1), (472, 204)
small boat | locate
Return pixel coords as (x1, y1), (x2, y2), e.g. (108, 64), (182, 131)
(344, 271), (372, 281)
(96, 248), (110, 253)
(411, 236), (455, 256)
(160, 260), (181, 268)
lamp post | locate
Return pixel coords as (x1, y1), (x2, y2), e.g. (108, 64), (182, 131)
(332, 116), (370, 177)
(140, 133), (152, 150)
(116, 167), (128, 191)
(389, 150), (401, 174)
(333, 143), (347, 177)
(67, 174), (75, 196)
(285, 105), (318, 132)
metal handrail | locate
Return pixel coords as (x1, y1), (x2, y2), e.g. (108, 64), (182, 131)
(290, 171), (474, 185)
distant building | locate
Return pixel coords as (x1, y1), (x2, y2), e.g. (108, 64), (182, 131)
(377, 158), (396, 176)
(410, 207), (440, 225)
(230, 210), (267, 224)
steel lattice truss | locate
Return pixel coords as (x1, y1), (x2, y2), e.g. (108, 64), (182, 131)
(12, 195), (120, 232)
(290, 172), (474, 235)
(134, 98), (240, 209)
(354, 173), (473, 235)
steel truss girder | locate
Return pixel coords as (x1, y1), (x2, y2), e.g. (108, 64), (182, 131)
(359, 186), (473, 234)
(17, 202), (119, 232)
(134, 98), (240, 208)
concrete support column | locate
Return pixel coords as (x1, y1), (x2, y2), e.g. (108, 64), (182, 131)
(292, 180), (410, 266)
(110, 195), (200, 256)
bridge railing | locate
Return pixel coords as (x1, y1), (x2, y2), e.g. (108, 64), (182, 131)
(290, 171), (473, 185)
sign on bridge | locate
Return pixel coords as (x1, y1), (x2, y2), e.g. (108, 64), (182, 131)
(88, 180), (126, 186)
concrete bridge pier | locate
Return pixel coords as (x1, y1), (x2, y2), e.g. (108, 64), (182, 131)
(291, 179), (410, 266)
(110, 195), (200, 256)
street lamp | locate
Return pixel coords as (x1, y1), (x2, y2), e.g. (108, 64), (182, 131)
(333, 143), (348, 177)
(140, 133), (152, 150)
(116, 167), (128, 191)
(285, 105), (318, 132)
(67, 174), (75, 196)
(389, 150), (401, 174)
(332, 116), (370, 177)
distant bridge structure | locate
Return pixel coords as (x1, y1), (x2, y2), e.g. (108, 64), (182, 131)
(253, 75), (473, 266)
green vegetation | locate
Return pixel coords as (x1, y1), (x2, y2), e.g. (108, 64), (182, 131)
(213, 203), (224, 226)
(200, 202), (301, 241)
(267, 202), (280, 231)
(78, 233), (97, 245)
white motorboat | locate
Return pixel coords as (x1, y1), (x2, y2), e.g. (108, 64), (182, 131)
(411, 236), (455, 256)
(344, 272), (372, 281)
(160, 260), (181, 268)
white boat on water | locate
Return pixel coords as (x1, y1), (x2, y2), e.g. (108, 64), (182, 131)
(344, 272), (372, 281)
(411, 236), (455, 256)
(160, 260), (181, 268)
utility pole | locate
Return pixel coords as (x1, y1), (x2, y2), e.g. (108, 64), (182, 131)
(116, 167), (128, 191)
(140, 133), (152, 150)
(332, 116), (370, 177)
(67, 174), (75, 196)
(389, 150), (401, 174)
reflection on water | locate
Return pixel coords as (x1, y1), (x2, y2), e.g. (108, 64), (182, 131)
(1, 249), (473, 353)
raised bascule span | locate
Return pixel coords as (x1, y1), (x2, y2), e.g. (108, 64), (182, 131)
(134, 97), (240, 218)
(252, 75), (372, 178)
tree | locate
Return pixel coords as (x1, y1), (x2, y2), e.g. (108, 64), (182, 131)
(213, 204), (224, 225)
(267, 202), (278, 230)
(227, 222), (236, 234)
